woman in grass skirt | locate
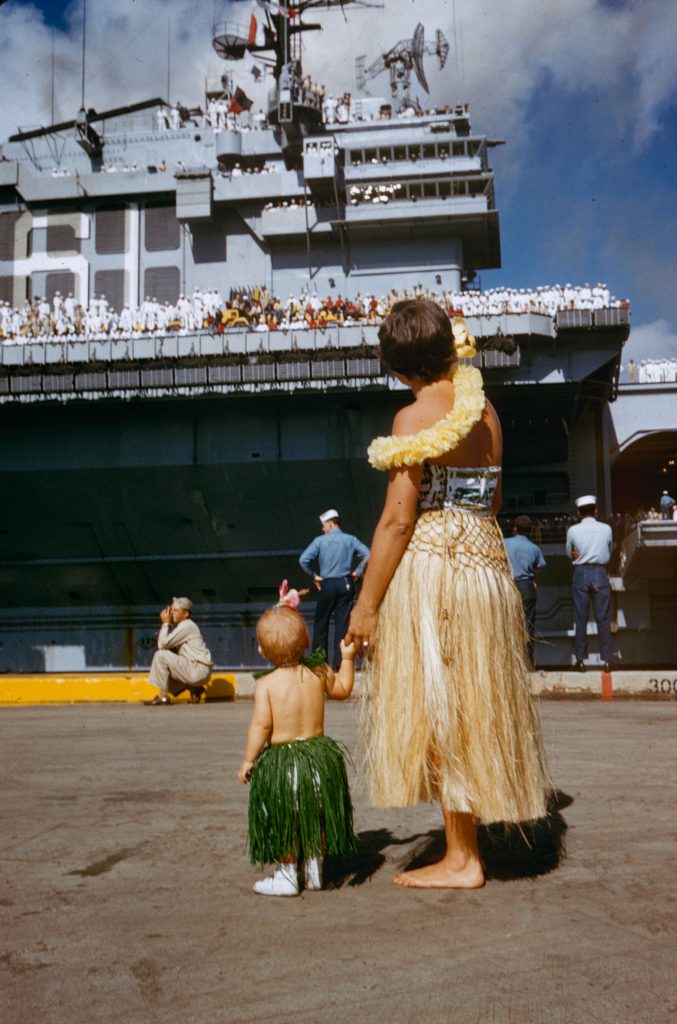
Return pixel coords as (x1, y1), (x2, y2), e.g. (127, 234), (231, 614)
(347, 299), (553, 890)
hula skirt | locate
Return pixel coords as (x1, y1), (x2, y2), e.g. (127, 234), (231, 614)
(248, 735), (357, 865)
(362, 507), (553, 824)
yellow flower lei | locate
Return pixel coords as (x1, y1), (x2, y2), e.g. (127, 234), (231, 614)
(367, 364), (485, 471)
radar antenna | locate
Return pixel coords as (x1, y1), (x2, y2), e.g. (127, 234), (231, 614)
(212, 1), (382, 78)
(363, 22), (449, 103)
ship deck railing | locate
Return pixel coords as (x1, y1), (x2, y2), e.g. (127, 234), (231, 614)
(0, 305), (633, 372)
(556, 307), (629, 329)
(1, 304), (634, 368)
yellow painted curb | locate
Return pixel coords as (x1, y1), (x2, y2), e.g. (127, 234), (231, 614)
(0, 672), (237, 705)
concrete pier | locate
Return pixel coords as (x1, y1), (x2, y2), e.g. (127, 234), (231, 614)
(0, 700), (674, 1024)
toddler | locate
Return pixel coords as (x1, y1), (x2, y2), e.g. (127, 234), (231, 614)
(239, 604), (357, 896)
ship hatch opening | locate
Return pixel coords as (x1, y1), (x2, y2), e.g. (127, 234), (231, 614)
(612, 431), (677, 514)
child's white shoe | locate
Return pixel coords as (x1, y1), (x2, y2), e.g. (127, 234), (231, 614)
(253, 863), (300, 897)
(304, 856), (323, 891)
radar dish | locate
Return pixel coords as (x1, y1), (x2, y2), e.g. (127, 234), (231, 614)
(362, 22), (450, 102)
(436, 29), (450, 69)
(212, 22), (250, 61)
(412, 22), (425, 60)
(411, 23), (429, 94)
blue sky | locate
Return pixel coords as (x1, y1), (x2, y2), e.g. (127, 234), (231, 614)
(1, 0), (676, 360)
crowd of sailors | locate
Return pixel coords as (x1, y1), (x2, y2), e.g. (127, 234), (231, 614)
(262, 197), (317, 211)
(150, 90), (469, 134)
(499, 513), (577, 544)
(625, 358), (677, 384)
(0, 283), (631, 343)
(155, 102), (269, 133)
(499, 507), (676, 558)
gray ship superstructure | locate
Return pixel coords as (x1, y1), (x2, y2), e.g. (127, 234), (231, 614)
(0, 96), (496, 306)
(1, 1), (674, 673)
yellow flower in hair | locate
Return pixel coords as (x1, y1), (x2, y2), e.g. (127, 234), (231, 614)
(367, 364), (485, 470)
(452, 316), (477, 359)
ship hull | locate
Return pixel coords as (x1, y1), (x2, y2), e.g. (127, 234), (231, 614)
(3, 379), (675, 672)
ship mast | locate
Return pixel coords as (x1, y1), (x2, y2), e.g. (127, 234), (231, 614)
(212, 0), (379, 159)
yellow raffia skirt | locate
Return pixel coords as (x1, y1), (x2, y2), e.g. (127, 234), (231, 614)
(361, 507), (552, 824)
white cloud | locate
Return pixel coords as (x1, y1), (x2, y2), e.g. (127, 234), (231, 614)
(301, 0), (677, 155)
(0, 0), (675, 155)
(623, 319), (677, 364)
(0, 1), (242, 138)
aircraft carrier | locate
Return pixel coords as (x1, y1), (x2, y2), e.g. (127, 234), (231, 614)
(0, 0), (674, 673)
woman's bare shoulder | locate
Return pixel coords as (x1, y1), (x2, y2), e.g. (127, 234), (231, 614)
(391, 387), (455, 437)
(474, 398), (502, 463)
(483, 399), (502, 441)
(391, 401), (421, 437)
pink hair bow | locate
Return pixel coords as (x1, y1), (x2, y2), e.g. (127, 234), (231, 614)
(277, 579), (309, 609)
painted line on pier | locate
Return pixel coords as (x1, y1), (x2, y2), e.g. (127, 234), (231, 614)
(0, 670), (675, 705)
(0, 672), (236, 705)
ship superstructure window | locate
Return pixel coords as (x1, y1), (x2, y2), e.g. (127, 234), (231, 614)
(347, 176), (489, 206)
(47, 224), (80, 254)
(94, 270), (126, 312)
(0, 213), (21, 261)
(348, 142), (473, 166)
(347, 143), (473, 167)
(145, 203), (180, 252)
(144, 266), (180, 305)
(96, 206), (127, 255)
(46, 272), (76, 304)
(0, 277), (12, 303)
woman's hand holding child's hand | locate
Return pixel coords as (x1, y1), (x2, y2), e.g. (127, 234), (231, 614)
(346, 606), (377, 653)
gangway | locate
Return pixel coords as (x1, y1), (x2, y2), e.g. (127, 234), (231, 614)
(618, 520), (677, 581)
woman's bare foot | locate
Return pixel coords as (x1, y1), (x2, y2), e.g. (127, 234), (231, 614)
(393, 858), (485, 889)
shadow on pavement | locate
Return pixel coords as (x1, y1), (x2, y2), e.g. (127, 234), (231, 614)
(479, 789), (571, 881)
(325, 828), (431, 888)
(325, 791), (571, 887)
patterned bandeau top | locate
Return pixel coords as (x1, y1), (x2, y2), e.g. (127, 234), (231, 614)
(417, 463), (501, 516)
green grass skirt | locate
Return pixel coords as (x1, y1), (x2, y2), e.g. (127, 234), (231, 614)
(248, 735), (357, 865)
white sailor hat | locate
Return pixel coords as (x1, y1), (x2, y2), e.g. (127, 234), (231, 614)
(172, 596), (193, 611)
(319, 508), (339, 523)
(575, 495), (597, 508)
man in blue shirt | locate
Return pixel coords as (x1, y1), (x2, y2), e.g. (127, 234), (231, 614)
(659, 490), (675, 520)
(504, 515), (546, 669)
(566, 495), (614, 672)
(299, 508), (370, 668)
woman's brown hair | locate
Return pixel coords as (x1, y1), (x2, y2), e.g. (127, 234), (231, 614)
(378, 298), (456, 382)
